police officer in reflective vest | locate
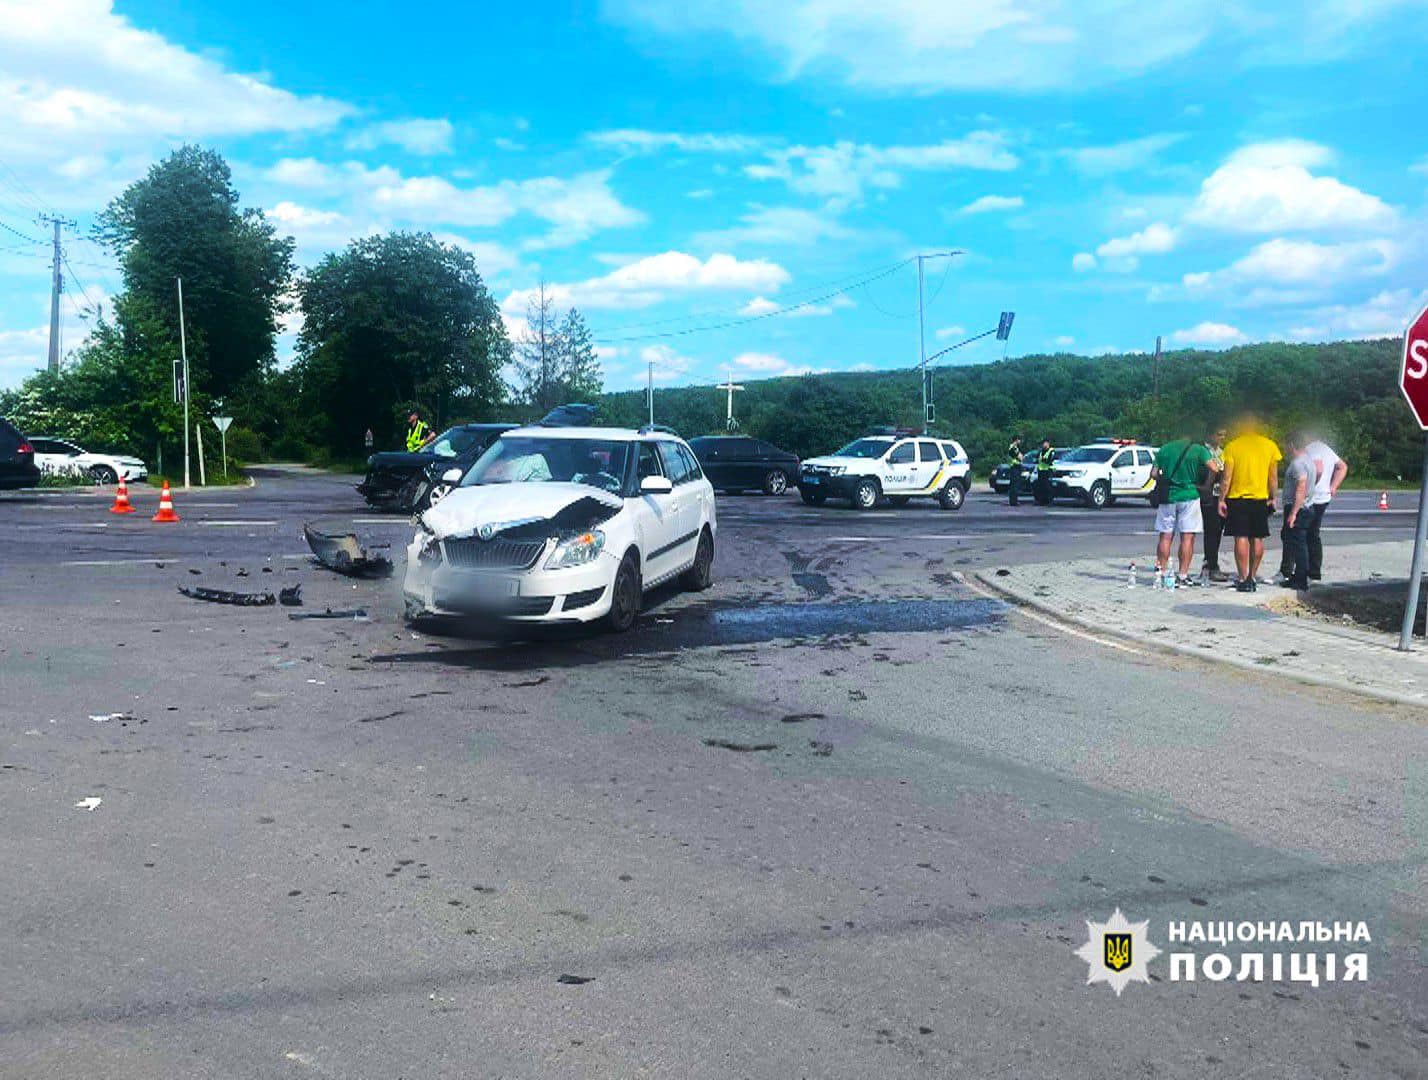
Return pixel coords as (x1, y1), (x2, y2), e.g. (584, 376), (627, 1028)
(406, 410), (433, 452)
(1005, 435), (1024, 506)
(1033, 439), (1055, 505)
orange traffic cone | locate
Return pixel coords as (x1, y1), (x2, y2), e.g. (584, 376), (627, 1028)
(1378, 490), (1389, 511)
(108, 476), (135, 514)
(151, 481), (180, 523)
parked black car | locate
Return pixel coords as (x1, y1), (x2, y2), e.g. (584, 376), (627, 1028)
(357, 423), (516, 512)
(0, 417), (40, 490)
(688, 435), (800, 495)
(989, 449), (1063, 495)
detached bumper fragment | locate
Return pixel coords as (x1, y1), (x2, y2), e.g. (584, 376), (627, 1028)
(177, 585), (276, 606)
(304, 522), (395, 578)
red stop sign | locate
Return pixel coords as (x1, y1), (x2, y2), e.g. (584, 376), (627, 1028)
(1402, 302), (1428, 429)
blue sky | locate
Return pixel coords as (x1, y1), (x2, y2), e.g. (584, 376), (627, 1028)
(1, 0), (1426, 392)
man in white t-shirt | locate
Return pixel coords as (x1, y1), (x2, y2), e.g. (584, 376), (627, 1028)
(1303, 438), (1348, 581)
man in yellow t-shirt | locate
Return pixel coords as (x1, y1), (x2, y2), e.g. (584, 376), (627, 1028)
(1217, 414), (1282, 593)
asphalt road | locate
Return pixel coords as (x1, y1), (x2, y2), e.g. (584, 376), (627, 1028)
(2, 471), (1426, 1078)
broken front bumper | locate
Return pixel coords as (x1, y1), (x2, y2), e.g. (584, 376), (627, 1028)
(402, 536), (619, 623)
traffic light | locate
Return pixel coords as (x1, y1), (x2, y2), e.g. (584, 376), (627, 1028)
(925, 403), (936, 425)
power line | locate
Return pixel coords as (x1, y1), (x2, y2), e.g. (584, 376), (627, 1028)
(62, 251), (104, 318)
(0, 218), (41, 245)
(593, 258), (913, 345)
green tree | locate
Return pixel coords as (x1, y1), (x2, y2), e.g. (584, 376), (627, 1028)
(294, 232), (510, 455)
(95, 145), (292, 398)
(557, 308), (602, 403)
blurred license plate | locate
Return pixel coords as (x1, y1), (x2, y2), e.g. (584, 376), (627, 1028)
(470, 574), (520, 598)
(804, 475), (820, 485)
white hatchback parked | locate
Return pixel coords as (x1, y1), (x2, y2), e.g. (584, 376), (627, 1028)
(403, 426), (716, 631)
(29, 436), (148, 484)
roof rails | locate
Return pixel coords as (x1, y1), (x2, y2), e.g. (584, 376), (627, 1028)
(538, 403), (600, 427)
(1089, 435), (1139, 445)
(638, 423), (681, 437)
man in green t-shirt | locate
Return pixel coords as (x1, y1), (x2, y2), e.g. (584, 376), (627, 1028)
(1152, 431), (1214, 585)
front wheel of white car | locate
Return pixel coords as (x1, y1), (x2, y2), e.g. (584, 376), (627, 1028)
(681, 529), (714, 591)
(605, 553), (642, 632)
(938, 482), (965, 510)
(852, 479), (880, 510)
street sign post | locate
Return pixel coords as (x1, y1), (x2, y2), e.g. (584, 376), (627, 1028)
(212, 415), (233, 480)
(1396, 302), (1428, 650)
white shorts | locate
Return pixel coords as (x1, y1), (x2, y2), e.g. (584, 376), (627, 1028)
(1154, 498), (1203, 535)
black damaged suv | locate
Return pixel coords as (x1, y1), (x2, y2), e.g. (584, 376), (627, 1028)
(358, 423), (515, 513)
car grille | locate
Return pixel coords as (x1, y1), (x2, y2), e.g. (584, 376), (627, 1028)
(802, 464), (832, 476)
(442, 536), (546, 571)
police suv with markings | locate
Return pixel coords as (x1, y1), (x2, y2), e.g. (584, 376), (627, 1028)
(798, 433), (969, 510)
(1047, 438), (1158, 508)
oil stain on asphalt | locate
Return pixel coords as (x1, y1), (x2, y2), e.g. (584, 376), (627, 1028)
(372, 597), (1005, 671)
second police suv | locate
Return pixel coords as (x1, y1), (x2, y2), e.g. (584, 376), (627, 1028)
(798, 429), (970, 510)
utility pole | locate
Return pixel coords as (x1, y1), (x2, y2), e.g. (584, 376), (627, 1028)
(1153, 335), (1163, 401)
(647, 355), (655, 426)
(40, 215), (74, 374)
(177, 277), (191, 489)
(720, 369), (745, 430)
(915, 252), (961, 433)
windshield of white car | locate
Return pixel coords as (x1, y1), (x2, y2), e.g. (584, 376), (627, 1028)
(1058, 447), (1116, 463)
(832, 439), (891, 458)
(461, 436), (632, 494)
(427, 427), (485, 458)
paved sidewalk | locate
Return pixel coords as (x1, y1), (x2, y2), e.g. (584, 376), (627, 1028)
(977, 540), (1428, 708)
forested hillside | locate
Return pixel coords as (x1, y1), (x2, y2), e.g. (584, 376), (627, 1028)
(600, 339), (1416, 483)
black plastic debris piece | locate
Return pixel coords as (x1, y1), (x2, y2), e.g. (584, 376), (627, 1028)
(703, 737), (777, 752)
(177, 585), (276, 606)
(278, 584), (303, 607)
(809, 740), (834, 757)
(288, 608), (368, 621)
(303, 523), (394, 578)
(556, 974), (594, 985)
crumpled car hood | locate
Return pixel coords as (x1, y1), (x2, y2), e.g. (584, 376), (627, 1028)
(422, 481), (623, 537)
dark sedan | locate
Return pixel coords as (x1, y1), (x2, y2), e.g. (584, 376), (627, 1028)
(0, 417), (41, 490)
(357, 423), (516, 512)
(688, 435), (800, 495)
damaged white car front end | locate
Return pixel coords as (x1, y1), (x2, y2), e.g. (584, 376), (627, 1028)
(403, 481), (627, 623)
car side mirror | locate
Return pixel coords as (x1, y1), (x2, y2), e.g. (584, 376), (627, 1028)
(640, 475), (673, 495)
(441, 468), (462, 483)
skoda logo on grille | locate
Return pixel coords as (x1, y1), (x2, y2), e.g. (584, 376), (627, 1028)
(478, 524), (495, 541)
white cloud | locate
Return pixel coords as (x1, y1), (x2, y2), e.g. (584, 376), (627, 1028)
(935, 325), (966, 340)
(503, 251), (789, 314)
(604, 0), (1217, 92)
(605, 2), (1414, 93)
(1186, 140), (1394, 234)
(1183, 237), (1399, 293)
(1412, 157), (1428, 177)
(1170, 321), (1246, 346)
(587, 129), (770, 155)
(347, 118), (454, 155)
(0, 0), (349, 159)
(368, 168), (645, 248)
(1072, 252), (1097, 272)
(732, 351), (812, 376)
(1095, 222), (1179, 261)
(739, 297), (779, 316)
(429, 234), (521, 278)
(1061, 134), (1184, 175)
(959, 194), (1024, 215)
(269, 201), (346, 230)
(694, 206), (855, 248)
(1054, 335), (1076, 347)
(746, 133), (1017, 204)
(639, 343), (696, 382)
(1288, 288), (1424, 341)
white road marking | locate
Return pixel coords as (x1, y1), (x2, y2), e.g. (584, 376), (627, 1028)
(196, 520), (279, 527)
(62, 558), (180, 566)
(350, 517), (414, 525)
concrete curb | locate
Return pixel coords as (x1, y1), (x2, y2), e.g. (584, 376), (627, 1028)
(974, 569), (1428, 711)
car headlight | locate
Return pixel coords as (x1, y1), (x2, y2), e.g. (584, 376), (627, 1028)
(545, 529), (605, 569)
(416, 523), (442, 564)
(827, 465), (846, 476)
(1063, 469), (1085, 479)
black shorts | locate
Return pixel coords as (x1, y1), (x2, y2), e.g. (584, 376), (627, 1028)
(1224, 498), (1270, 539)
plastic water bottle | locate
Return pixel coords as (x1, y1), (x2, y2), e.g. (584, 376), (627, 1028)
(1151, 566), (1162, 590)
(1163, 567), (1177, 591)
(1127, 562), (1137, 589)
